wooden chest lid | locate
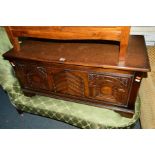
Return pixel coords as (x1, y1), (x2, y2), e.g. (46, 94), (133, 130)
(3, 35), (150, 72)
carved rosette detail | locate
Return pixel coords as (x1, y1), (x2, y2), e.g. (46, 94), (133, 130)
(27, 66), (48, 89)
(16, 62), (49, 90)
(88, 73), (132, 106)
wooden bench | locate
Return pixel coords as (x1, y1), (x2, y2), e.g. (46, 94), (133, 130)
(5, 26), (130, 66)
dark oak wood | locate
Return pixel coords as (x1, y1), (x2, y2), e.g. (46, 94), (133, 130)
(23, 91), (36, 97)
(3, 33), (150, 118)
(4, 36), (150, 72)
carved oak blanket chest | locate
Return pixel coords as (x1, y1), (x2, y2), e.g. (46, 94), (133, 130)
(3, 26), (150, 118)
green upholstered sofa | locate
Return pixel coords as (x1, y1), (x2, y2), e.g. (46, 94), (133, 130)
(0, 27), (141, 129)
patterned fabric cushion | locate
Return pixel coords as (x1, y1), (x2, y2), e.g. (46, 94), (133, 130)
(0, 27), (140, 128)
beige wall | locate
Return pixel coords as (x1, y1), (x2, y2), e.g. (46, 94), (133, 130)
(131, 26), (155, 46)
(131, 27), (155, 33)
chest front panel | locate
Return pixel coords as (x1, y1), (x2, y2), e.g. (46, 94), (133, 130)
(11, 60), (137, 111)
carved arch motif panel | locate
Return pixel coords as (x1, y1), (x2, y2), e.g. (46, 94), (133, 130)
(88, 73), (133, 106)
(15, 62), (50, 90)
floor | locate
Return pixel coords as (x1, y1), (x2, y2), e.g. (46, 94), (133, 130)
(0, 86), (77, 129)
(0, 85), (141, 129)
